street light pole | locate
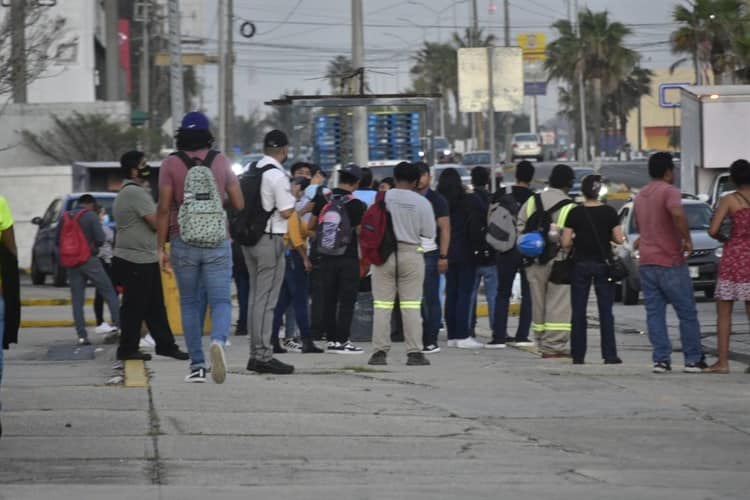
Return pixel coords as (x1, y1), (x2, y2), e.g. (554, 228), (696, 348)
(167, 0), (185, 139)
(573, 0), (588, 163)
(352, 0), (369, 167)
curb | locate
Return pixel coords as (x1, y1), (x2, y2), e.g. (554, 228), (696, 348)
(124, 359), (149, 388)
(21, 319), (96, 328)
(22, 298), (93, 307)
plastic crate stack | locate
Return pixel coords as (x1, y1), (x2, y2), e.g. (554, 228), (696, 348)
(314, 115), (346, 171)
(384, 112), (421, 162)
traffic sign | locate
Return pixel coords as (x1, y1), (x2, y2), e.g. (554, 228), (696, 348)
(525, 81), (547, 96)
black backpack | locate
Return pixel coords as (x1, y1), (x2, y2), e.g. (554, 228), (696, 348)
(522, 193), (574, 265)
(466, 192), (495, 265)
(230, 162), (276, 246)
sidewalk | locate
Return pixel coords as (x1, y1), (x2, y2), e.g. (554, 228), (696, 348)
(2, 298), (750, 499)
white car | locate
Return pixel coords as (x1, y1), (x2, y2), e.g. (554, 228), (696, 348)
(511, 133), (543, 162)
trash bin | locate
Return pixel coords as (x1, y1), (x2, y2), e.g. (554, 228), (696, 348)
(161, 243), (211, 336)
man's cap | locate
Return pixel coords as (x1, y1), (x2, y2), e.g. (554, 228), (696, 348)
(264, 129), (289, 148)
(340, 163), (362, 181)
(180, 111), (210, 131)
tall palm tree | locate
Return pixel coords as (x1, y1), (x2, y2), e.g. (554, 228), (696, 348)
(410, 41), (456, 132)
(326, 55), (360, 95)
(607, 66), (653, 145)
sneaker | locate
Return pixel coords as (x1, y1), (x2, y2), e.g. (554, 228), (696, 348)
(301, 339), (324, 353)
(652, 361), (672, 373)
(246, 357), (294, 375)
(368, 350), (387, 365)
(422, 344), (441, 354)
(209, 343), (227, 384)
(139, 334), (156, 348)
(77, 337), (91, 346)
(604, 357), (623, 365)
(185, 367), (207, 383)
(95, 322), (117, 335)
(684, 362), (705, 374)
(406, 352), (431, 366)
(511, 339), (536, 347)
(117, 350), (152, 361)
(283, 338), (303, 353)
(455, 337), (484, 349)
(155, 347), (190, 361)
(485, 340), (506, 349)
(328, 341), (364, 354)
(446, 339), (458, 348)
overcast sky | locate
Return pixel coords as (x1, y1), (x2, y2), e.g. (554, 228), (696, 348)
(195, 0), (684, 124)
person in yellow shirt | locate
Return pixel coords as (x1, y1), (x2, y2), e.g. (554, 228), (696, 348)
(270, 176), (323, 354)
(0, 195), (19, 438)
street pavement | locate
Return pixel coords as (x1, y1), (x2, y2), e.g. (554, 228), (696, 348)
(1, 280), (749, 499)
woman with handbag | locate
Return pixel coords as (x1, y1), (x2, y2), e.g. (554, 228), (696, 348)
(561, 175), (626, 365)
(707, 159), (750, 374)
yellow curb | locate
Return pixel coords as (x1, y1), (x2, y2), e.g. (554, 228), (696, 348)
(476, 303), (520, 317)
(21, 319), (97, 328)
(605, 192), (632, 200)
(124, 359), (149, 388)
(22, 298), (93, 307)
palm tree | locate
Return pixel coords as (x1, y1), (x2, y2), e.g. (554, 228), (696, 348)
(546, 9), (638, 155)
(607, 66), (653, 146)
(326, 55), (362, 95)
(410, 41), (456, 133)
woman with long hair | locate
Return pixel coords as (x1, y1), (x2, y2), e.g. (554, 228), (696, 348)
(562, 175), (625, 364)
(708, 159), (750, 373)
(438, 168), (483, 349)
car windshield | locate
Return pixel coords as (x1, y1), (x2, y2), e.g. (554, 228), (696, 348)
(629, 203), (712, 233)
(369, 166), (395, 182)
(717, 175), (736, 198)
(462, 152), (490, 165)
(514, 134), (538, 142)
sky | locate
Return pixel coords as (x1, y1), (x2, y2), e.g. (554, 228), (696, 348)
(194, 0), (685, 124)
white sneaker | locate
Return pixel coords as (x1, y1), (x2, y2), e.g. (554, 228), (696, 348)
(95, 322), (117, 335)
(209, 342), (227, 384)
(283, 338), (303, 353)
(446, 339), (458, 348)
(139, 334), (156, 348)
(455, 337), (485, 349)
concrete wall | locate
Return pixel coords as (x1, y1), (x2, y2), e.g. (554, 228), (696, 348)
(0, 166), (73, 270)
(0, 101), (130, 167)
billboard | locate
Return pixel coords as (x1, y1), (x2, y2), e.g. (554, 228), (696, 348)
(457, 47), (523, 113)
(518, 33), (547, 96)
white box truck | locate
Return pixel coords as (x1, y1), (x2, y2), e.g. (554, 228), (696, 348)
(680, 85), (750, 205)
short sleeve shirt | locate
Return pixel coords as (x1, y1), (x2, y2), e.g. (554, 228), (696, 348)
(385, 188), (436, 245)
(330, 187), (367, 259)
(114, 181), (159, 264)
(634, 181), (685, 266)
(565, 205), (619, 263)
(0, 195), (14, 286)
(158, 149), (238, 239)
(423, 189), (449, 253)
(256, 156), (296, 234)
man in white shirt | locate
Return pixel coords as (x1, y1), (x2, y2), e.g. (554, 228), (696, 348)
(243, 130), (297, 375)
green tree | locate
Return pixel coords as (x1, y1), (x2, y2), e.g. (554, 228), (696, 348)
(21, 112), (140, 163)
(607, 66), (653, 145)
(410, 41), (456, 133)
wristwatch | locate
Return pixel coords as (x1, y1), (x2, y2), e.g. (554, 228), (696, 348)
(439, 254), (448, 260)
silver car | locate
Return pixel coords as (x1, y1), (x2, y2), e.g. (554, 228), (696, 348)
(616, 197), (722, 305)
(511, 133), (543, 162)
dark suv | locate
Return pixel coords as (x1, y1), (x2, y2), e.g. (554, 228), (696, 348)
(30, 192), (116, 286)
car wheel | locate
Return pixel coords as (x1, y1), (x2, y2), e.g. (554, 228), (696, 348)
(52, 259), (67, 287)
(31, 257), (46, 285)
(704, 286), (715, 299)
(622, 279), (639, 305)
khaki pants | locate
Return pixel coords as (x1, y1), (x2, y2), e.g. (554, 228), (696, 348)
(526, 259), (572, 355)
(372, 243), (425, 354)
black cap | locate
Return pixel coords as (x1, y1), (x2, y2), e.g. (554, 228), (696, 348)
(340, 163), (362, 181)
(264, 129), (289, 148)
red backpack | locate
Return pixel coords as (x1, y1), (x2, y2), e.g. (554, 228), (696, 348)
(359, 191), (397, 266)
(59, 210), (91, 268)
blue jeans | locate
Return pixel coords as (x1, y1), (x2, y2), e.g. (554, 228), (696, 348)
(233, 267), (250, 332)
(493, 249), (532, 342)
(421, 251), (442, 347)
(571, 261), (618, 362)
(470, 264), (498, 332)
(272, 252), (311, 340)
(171, 237), (233, 370)
(639, 264), (703, 364)
(445, 262), (476, 340)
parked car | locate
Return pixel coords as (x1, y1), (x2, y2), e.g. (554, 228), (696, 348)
(616, 197), (721, 305)
(461, 151), (491, 169)
(31, 192), (117, 287)
(511, 133), (543, 162)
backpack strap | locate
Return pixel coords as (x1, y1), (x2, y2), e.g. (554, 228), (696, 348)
(203, 149), (219, 168)
(171, 150), (220, 170)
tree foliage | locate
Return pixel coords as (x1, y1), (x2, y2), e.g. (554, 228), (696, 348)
(21, 112), (140, 164)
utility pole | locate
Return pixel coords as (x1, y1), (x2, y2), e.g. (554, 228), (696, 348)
(10, 0), (27, 103)
(225, 0), (234, 154)
(470, 0), (479, 150)
(218, 0), (226, 153)
(105, 0), (121, 101)
(135, 1), (151, 153)
(573, 0), (588, 163)
(502, 0), (513, 167)
(351, 0), (368, 167)
(167, 0), (185, 138)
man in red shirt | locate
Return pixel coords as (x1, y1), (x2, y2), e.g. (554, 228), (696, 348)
(634, 152), (705, 374)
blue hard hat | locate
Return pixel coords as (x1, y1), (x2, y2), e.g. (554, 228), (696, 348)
(518, 232), (546, 258)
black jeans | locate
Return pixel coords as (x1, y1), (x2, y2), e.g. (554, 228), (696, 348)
(570, 260), (618, 362)
(112, 257), (180, 357)
(493, 249), (532, 343)
(94, 259), (116, 325)
(317, 256), (360, 344)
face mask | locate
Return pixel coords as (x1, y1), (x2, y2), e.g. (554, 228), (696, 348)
(137, 165), (151, 179)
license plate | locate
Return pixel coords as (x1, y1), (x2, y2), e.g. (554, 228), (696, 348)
(689, 266), (700, 278)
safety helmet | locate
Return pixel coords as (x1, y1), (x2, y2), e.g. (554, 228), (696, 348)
(518, 231), (546, 258)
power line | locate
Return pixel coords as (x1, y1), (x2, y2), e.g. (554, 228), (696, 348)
(256, 0), (304, 35)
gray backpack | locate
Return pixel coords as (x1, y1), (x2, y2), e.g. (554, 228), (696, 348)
(486, 186), (521, 253)
(173, 150), (226, 248)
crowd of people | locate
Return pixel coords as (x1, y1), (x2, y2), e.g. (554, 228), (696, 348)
(2, 114), (749, 416)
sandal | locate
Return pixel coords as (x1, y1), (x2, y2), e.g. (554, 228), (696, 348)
(706, 364), (730, 374)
